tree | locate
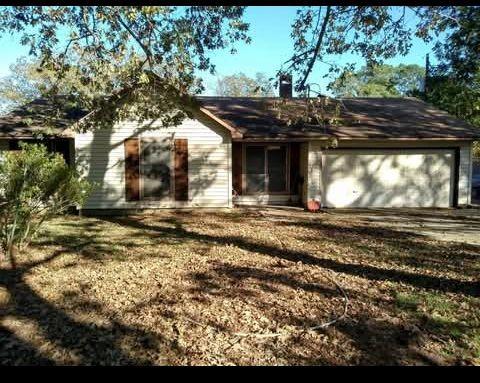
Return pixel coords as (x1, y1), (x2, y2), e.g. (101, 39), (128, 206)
(0, 58), (43, 113)
(215, 72), (274, 97)
(423, 6), (480, 156)
(283, 6), (477, 93)
(329, 64), (425, 97)
(0, 56), (97, 114)
(0, 143), (92, 268)
(0, 6), (250, 127)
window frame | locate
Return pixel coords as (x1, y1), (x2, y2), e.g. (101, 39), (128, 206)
(242, 143), (290, 195)
(139, 137), (174, 201)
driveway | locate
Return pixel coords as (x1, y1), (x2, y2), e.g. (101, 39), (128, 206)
(323, 208), (480, 246)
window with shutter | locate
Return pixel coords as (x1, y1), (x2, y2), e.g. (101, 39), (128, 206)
(124, 137), (174, 202)
(140, 137), (172, 200)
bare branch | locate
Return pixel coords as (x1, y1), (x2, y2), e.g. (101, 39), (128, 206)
(298, 6), (332, 91)
(116, 13), (153, 66)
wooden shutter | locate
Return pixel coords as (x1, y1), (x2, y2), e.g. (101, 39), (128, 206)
(232, 142), (243, 195)
(174, 139), (188, 201)
(289, 142), (300, 194)
(124, 138), (140, 201)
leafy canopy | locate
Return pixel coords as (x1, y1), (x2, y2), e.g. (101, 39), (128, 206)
(0, 6), (250, 128)
(215, 72), (274, 97)
(423, 7), (480, 155)
(329, 64), (425, 97)
(284, 6), (477, 93)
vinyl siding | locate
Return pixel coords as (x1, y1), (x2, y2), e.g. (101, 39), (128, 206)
(299, 142), (308, 204)
(75, 118), (232, 209)
(458, 144), (472, 205)
(306, 141), (322, 204)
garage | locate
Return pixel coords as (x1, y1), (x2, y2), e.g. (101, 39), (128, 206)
(322, 149), (456, 208)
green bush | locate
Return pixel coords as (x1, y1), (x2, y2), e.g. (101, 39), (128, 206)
(0, 142), (92, 267)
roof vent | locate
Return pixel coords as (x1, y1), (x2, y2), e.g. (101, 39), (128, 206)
(279, 74), (292, 98)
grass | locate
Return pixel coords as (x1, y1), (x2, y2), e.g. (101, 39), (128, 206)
(0, 208), (479, 365)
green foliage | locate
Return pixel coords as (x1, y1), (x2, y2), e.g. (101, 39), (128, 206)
(0, 6), (250, 128)
(0, 143), (92, 266)
(427, 73), (480, 127)
(395, 292), (421, 311)
(423, 7), (480, 156)
(285, 6), (474, 91)
(421, 6), (480, 83)
(215, 72), (274, 97)
(329, 63), (425, 97)
(426, 72), (480, 156)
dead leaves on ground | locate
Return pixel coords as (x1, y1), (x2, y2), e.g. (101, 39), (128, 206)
(0, 208), (479, 365)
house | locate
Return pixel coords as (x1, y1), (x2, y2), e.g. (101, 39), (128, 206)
(0, 78), (479, 211)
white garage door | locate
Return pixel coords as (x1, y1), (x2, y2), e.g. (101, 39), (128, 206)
(322, 149), (455, 208)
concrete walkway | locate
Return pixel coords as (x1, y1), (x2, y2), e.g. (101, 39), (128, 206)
(246, 206), (480, 246)
(326, 207), (480, 246)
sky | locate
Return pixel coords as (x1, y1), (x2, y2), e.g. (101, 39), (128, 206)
(0, 6), (438, 97)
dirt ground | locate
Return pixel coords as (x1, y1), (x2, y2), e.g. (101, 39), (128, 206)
(0, 208), (479, 365)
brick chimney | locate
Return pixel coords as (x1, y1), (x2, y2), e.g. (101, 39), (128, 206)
(279, 74), (292, 98)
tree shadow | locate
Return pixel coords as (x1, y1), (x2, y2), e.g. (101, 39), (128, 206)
(100, 215), (480, 297)
(92, 211), (479, 364)
(0, 247), (180, 366)
(3, 209), (479, 365)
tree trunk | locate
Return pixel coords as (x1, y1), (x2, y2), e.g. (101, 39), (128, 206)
(7, 244), (17, 270)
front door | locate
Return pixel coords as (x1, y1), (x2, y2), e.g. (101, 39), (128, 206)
(266, 145), (287, 193)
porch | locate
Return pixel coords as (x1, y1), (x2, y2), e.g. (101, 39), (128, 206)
(231, 141), (307, 207)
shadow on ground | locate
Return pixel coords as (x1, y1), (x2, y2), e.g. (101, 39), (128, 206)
(0, 208), (479, 365)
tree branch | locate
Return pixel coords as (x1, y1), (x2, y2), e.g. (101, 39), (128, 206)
(116, 13), (153, 66)
(298, 6), (332, 91)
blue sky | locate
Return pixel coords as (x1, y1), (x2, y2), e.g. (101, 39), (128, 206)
(0, 6), (437, 97)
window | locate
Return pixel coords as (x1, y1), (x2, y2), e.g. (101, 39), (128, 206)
(140, 138), (172, 200)
(244, 144), (289, 194)
(245, 146), (266, 194)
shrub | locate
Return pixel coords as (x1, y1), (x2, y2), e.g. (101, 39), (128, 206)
(0, 142), (92, 267)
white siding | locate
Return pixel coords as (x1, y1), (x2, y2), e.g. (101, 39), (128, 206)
(306, 141), (322, 204)
(299, 142), (309, 204)
(75, 118), (232, 209)
(458, 144), (472, 205)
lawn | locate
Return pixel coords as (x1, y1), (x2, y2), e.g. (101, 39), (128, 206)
(0, 208), (479, 365)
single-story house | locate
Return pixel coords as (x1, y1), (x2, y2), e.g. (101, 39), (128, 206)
(0, 80), (479, 211)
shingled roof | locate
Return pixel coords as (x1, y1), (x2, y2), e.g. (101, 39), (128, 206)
(197, 96), (480, 140)
(1, 95), (478, 140)
(0, 96), (88, 138)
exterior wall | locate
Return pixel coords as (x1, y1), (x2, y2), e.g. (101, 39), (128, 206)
(299, 142), (309, 205)
(235, 194), (299, 206)
(458, 144), (472, 205)
(75, 117), (232, 209)
(306, 140), (474, 208)
(306, 141), (323, 204)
